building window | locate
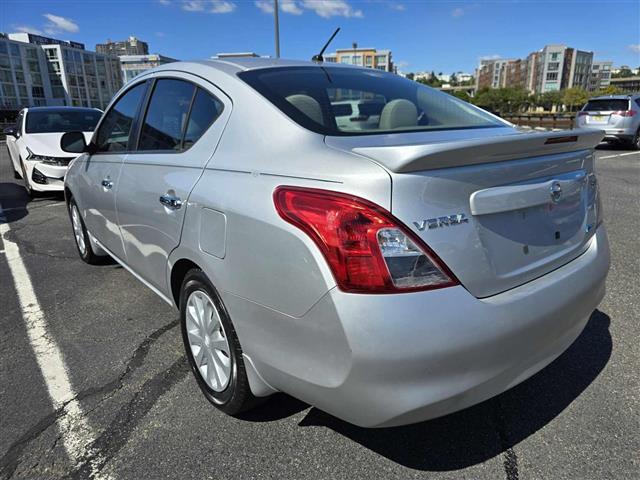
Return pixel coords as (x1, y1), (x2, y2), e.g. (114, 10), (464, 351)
(547, 62), (559, 71)
(546, 72), (558, 81)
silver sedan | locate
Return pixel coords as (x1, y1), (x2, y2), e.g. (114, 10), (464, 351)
(61, 58), (609, 427)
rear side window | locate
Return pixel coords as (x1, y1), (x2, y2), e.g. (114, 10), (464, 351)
(238, 67), (503, 136)
(95, 82), (146, 152)
(138, 79), (195, 151)
(183, 88), (223, 149)
(583, 99), (629, 111)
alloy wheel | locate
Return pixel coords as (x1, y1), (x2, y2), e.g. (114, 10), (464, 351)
(185, 290), (232, 392)
(71, 204), (87, 255)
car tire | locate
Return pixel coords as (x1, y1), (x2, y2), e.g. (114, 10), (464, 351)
(19, 159), (36, 197)
(631, 128), (640, 151)
(68, 197), (104, 265)
(180, 269), (260, 415)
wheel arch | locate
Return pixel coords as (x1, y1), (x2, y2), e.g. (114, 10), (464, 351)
(170, 258), (201, 308)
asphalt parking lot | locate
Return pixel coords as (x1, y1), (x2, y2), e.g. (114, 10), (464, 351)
(0, 145), (638, 480)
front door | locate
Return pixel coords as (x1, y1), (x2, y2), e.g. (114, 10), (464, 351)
(78, 81), (149, 260)
(116, 74), (229, 295)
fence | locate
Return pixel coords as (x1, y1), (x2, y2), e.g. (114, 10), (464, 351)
(503, 114), (575, 130)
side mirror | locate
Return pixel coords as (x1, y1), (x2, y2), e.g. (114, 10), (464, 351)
(3, 126), (16, 137)
(61, 131), (88, 154)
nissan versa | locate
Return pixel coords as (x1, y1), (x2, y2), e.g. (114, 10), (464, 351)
(61, 58), (610, 428)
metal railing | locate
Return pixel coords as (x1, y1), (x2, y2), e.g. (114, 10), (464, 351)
(503, 114), (576, 130)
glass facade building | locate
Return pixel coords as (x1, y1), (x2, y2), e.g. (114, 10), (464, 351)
(0, 32), (122, 111)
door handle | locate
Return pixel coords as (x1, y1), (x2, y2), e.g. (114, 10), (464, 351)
(159, 193), (182, 210)
(101, 179), (113, 190)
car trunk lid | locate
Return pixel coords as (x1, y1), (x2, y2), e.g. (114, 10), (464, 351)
(326, 128), (604, 297)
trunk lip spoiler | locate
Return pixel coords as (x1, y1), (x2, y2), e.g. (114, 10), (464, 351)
(338, 129), (604, 173)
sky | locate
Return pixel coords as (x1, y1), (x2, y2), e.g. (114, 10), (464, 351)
(2, 0), (639, 74)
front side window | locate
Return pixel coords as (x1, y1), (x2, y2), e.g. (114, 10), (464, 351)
(95, 82), (146, 152)
(24, 109), (101, 133)
(238, 67), (503, 136)
(138, 79), (195, 151)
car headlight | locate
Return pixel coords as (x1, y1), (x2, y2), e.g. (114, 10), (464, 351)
(26, 147), (56, 163)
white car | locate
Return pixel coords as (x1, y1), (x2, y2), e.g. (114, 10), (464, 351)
(5, 107), (102, 196)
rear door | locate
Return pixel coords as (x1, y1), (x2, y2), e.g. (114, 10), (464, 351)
(116, 73), (230, 295)
(78, 81), (149, 259)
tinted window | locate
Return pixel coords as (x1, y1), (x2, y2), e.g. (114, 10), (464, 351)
(238, 67), (503, 136)
(583, 99), (629, 111)
(138, 79), (195, 151)
(25, 109), (102, 134)
(95, 83), (146, 152)
(183, 88), (223, 149)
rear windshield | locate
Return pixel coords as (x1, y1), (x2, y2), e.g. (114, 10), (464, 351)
(238, 67), (504, 136)
(25, 109), (102, 134)
(583, 99), (629, 112)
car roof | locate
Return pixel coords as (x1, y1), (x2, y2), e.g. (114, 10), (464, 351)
(588, 94), (638, 100)
(25, 106), (102, 113)
(149, 57), (376, 81)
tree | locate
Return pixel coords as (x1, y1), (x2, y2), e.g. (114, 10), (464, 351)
(450, 72), (458, 86)
(451, 90), (471, 102)
(596, 85), (622, 95)
(612, 67), (633, 78)
(405, 72), (415, 81)
(535, 90), (563, 111)
(563, 87), (589, 112)
(472, 87), (531, 114)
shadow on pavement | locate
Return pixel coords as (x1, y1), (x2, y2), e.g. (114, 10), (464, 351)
(245, 310), (612, 471)
(595, 142), (635, 151)
(0, 182), (64, 223)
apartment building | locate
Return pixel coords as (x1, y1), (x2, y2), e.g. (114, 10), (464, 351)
(476, 45), (610, 94)
(1, 32), (122, 110)
(588, 61), (613, 92)
(96, 36), (149, 56)
(476, 58), (517, 89)
(324, 47), (394, 72)
(120, 54), (177, 82)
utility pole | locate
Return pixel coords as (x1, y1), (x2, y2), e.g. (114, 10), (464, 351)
(274, 0), (280, 58)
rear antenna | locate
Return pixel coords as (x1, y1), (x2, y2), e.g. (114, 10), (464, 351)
(312, 27), (340, 63)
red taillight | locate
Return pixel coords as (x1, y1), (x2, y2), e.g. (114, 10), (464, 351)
(613, 110), (636, 117)
(273, 186), (458, 294)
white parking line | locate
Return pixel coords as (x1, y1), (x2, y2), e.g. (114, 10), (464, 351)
(599, 151), (640, 159)
(0, 207), (110, 478)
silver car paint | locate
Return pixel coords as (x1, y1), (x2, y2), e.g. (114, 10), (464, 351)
(65, 58), (610, 427)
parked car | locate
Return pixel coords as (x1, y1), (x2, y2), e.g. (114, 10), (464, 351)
(5, 106), (102, 196)
(575, 94), (640, 149)
(61, 59), (610, 428)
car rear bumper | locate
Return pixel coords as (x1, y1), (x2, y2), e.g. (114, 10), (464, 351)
(245, 226), (610, 427)
(576, 124), (635, 141)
